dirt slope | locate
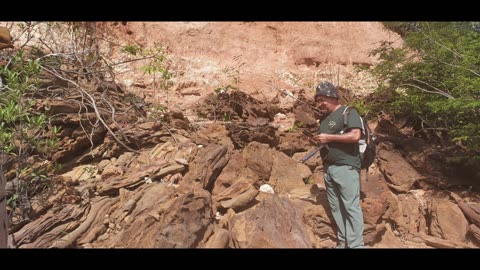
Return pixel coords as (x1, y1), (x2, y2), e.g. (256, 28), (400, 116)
(107, 22), (401, 112)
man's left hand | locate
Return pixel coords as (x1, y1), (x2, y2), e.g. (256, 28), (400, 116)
(313, 133), (330, 144)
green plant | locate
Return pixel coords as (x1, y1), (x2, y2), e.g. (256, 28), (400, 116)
(122, 42), (175, 109)
(368, 22), (480, 158)
(0, 49), (62, 221)
(287, 122), (304, 132)
(51, 162), (64, 173)
(146, 103), (166, 121)
(0, 50), (59, 157)
(83, 166), (96, 178)
(30, 169), (48, 181)
(7, 194), (18, 209)
(222, 112), (231, 122)
(51, 125), (62, 135)
(215, 56), (245, 95)
(121, 44), (141, 56)
(348, 99), (370, 117)
(304, 177), (315, 184)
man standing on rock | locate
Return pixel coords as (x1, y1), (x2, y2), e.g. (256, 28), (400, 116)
(311, 81), (364, 248)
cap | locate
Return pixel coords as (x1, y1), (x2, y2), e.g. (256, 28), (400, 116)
(315, 81), (339, 99)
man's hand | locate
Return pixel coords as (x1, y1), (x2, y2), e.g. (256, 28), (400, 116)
(312, 133), (330, 144)
(312, 129), (362, 145)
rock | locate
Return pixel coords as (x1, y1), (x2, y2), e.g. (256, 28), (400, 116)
(204, 228), (230, 248)
(219, 186), (259, 211)
(468, 224), (480, 245)
(372, 223), (405, 248)
(62, 165), (98, 183)
(277, 131), (311, 157)
(293, 103), (318, 128)
(429, 198), (469, 242)
(174, 158), (188, 166)
(0, 26), (13, 50)
(450, 192), (480, 228)
(269, 151), (311, 194)
(104, 184), (212, 248)
(378, 148), (423, 192)
(303, 203), (336, 243)
(395, 191), (427, 235)
(212, 142), (273, 196)
(183, 144), (230, 191)
(102, 164), (123, 178)
(190, 122), (235, 150)
(231, 195), (312, 248)
(259, 184), (275, 194)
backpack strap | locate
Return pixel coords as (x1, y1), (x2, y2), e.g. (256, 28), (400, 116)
(363, 117), (371, 144)
(340, 106), (352, 134)
(341, 106), (367, 137)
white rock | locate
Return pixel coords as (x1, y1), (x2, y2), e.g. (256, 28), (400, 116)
(174, 158), (188, 165)
(274, 113), (287, 120)
(259, 184), (275, 194)
(144, 177), (153, 184)
(215, 211), (223, 220)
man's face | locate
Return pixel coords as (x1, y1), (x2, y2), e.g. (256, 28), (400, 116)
(313, 96), (330, 118)
(315, 96), (327, 110)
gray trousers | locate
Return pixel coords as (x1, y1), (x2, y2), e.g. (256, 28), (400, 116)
(323, 164), (364, 248)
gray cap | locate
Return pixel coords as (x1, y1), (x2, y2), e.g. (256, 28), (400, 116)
(315, 81), (339, 99)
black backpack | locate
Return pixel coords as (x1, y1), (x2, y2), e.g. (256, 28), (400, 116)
(341, 106), (376, 172)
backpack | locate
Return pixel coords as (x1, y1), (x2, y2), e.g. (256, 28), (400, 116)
(341, 106), (376, 172)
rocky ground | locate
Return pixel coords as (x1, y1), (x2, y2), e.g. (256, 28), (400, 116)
(2, 22), (480, 248)
(3, 85), (479, 248)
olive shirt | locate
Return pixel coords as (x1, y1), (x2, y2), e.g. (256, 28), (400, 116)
(318, 105), (363, 170)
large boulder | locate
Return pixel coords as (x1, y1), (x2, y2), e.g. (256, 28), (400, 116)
(106, 183), (212, 248)
(429, 198), (469, 242)
(212, 142), (273, 196)
(231, 194), (312, 248)
(377, 148), (423, 192)
(269, 151), (311, 194)
(183, 144), (230, 191)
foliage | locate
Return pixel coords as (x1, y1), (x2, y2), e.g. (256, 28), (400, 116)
(222, 112), (231, 122)
(348, 99), (371, 118)
(287, 122), (304, 132)
(121, 42), (174, 108)
(1, 22), (163, 222)
(0, 49), (62, 218)
(214, 55), (245, 95)
(0, 50), (60, 158)
(368, 22), (480, 158)
(304, 177), (314, 184)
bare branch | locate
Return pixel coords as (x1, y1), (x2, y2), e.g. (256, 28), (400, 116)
(39, 66), (140, 154)
(108, 55), (157, 67)
(411, 78), (455, 99)
(158, 121), (177, 144)
(435, 59), (480, 77)
(400, 82), (454, 99)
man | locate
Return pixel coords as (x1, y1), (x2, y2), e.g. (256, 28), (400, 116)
(311, 81), (364, 248)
